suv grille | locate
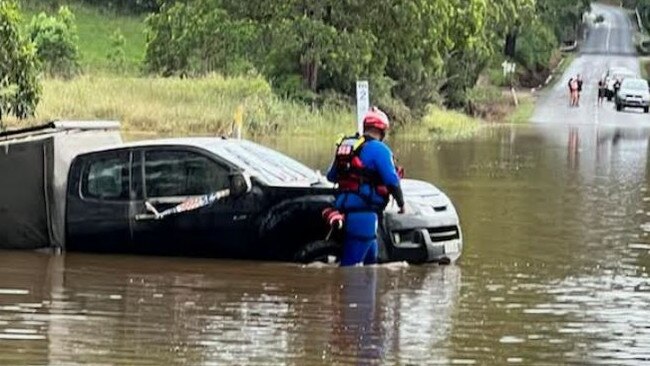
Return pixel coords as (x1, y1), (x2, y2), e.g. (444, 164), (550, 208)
(427, 226), (460, 242)
(392, 225), (460, 247)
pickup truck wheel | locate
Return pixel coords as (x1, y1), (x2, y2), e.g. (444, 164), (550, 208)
(616, 103), (622, 111)
(294, 240), (341, 264)
(644, 107), (649, 113)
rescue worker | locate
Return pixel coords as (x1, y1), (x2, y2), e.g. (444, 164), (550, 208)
(326, 107), (406, 267)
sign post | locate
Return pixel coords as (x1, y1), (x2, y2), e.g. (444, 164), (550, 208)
(501, 61), (516, 77)
(234, 105), (244, 139)
(501, 61), (518, 106)
(356, 81), (369, 135)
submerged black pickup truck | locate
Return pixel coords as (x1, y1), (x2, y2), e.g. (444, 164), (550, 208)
(0, 122), (463, 264)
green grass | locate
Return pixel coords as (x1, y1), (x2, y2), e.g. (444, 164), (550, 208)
(640, 57), (650, 79)
(505, 93), (535, 124)
(396, 106), (482, 140)
(4, 72), (484, 139)
(21, 2), (146, 73)
(7, 74), (354, 136)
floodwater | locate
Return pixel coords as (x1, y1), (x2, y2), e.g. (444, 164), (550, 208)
(2, 124), (650, 365)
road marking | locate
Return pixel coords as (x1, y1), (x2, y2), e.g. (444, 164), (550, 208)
(606, 20), (612, 52)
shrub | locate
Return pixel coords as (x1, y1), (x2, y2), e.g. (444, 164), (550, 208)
(466, 85), (505, 119)
(0, 0), (41, 123)
(377, 96), (415, 127)
(107, 28), (127, 72)
(416, 105), (481, 139)
(28, 6), (81, 78)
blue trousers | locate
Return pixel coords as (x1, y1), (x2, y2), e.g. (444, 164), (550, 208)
(340, 212), (378, 266)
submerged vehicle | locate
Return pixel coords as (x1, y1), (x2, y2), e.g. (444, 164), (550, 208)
(0, 122), (463, 264)
(615, 78), (650, 113)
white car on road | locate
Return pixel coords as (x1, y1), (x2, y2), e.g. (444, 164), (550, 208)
(615, 78), (650, 113)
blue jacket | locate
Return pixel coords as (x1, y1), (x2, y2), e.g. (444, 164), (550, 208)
(327, 137), (400, 212)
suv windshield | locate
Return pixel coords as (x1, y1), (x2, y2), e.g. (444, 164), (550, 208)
(209, 140), (321, 186)
(613, 72), (634, 80)
(622, 79), (648, 91)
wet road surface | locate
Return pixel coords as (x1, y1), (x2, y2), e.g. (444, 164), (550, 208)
(2, 4), (650, 365)
(533, 3), (648, 126)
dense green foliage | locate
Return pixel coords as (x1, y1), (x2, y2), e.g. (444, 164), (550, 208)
(77, 0), (157, 13)
(6, 0), (592, 125)
(0, 0), (40, 122)
(28, 6), (81, 78)
(537, 0), (590, 42)
(145, 0), (546, 113)
(515, 21), (557, 72)
(142, 0), (592, 111)
(627, 0), (650, 33)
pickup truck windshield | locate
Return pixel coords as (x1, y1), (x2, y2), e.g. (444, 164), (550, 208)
(208, 140), (321, 186)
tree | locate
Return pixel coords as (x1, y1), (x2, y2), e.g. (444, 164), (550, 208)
(144, 1), (258, 77)
(0, 1), (41, 124)
(28, 6), (81, 78)
(537, 0), (591, 41)
(107, 28), (127, 73)
(143, 0), (583, 114)
(80, 0), (158, 14)
(443, 0), (535, 107)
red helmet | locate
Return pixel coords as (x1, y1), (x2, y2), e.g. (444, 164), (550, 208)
(363, 107), (389, 132)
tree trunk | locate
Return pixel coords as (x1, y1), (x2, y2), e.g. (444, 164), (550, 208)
(302, 58), (319, 92)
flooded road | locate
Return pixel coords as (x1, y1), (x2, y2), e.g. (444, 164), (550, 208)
(2, 123), (650, 365)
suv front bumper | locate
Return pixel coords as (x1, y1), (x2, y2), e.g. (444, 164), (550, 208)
(382, 211), (462, 264)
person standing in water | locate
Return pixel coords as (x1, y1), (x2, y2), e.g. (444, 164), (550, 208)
(326, 107), (406, 266)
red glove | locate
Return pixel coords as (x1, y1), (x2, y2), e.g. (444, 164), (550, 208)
(322, 208), (344, 229)
(396, 166), (405, 179)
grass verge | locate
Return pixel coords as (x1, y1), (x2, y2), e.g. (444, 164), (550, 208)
(396, 107), (482, 141)
(505, 93), (535, 124)
(640, 57), (650, 79)
(4, 74), (485, 139)
(6, 74), (353, 136)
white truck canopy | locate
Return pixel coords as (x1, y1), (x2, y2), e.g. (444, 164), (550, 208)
(0, 121), (122, 249)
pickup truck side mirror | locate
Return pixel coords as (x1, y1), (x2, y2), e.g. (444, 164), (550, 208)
(229, 172), (252, 197)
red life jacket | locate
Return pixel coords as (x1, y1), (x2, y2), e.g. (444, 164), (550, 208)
(334, 135), (394, 197)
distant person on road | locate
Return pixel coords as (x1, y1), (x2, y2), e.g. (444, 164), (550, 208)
(597, 78), (606, 106)
(576, 74), (584, 106)
(613, 78), (622, 98)
(568, 77), (579, 107)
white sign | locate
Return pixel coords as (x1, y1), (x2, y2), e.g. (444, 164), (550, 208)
(502, 61), (516, 76)
(356, 81), (369, 135)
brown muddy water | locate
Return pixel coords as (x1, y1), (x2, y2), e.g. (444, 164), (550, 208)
(1, 124), (650, 365)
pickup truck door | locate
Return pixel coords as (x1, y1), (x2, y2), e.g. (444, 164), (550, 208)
(130, 148), (254, 257)
(66, 150), (134, 252)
